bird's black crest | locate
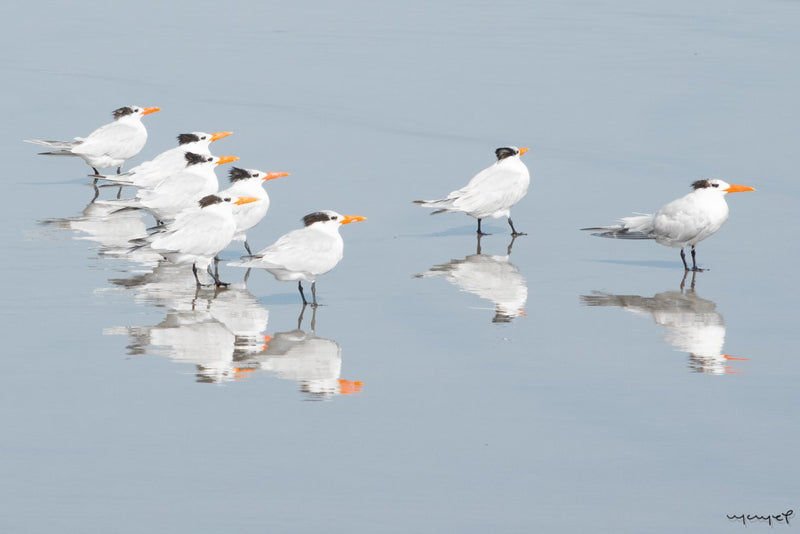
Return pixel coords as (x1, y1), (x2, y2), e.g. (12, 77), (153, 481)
(112, 106), (135, 120)
(199, 195), (223, 208)
(229, 167), (252, 183)
(495, 147), (517, 161)
(177, 133), (201, 145)
(692, 179), (712, 190)
(185, 152), (210, 166)
(303, 211), (332, 226)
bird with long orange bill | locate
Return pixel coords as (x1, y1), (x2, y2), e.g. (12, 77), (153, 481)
(132, 194), (261, 287)
(229, 210), (366, 306)
(96, 131), (233, 189)
(217, 167), (291, 255)
(101, 153), (239, 224)
(26, 105), (160, 175)
(582, 179), (755, 271)
(415, 146), (531, 235)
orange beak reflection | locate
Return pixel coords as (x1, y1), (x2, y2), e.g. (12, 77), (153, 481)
(723, 354), (749, 361)
(725, 184), (756, 193)
(210, 131), (233, 142)
(142, 107), (160, 115)
(338, 379), (364, 395)
(518, 147), (530, 156)
(216, 155), (239, 166)
(341, 215), (367, 225)
(263, 172), (290, 181)
(234, 196), (261, 205)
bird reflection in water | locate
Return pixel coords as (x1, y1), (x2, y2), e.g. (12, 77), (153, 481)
(105, 264), (270, 383)
(581, 271), (749, 374)
(234, 305), (363, 400)
(415, 235), (527, 323)
(40, 198), (164, 263)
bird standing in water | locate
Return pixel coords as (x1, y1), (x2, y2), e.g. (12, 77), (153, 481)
(414, 146), (530, 235)
(26, 105), (160, 176)
(582, 179), (755, 271)
(229, 210), (366, 306)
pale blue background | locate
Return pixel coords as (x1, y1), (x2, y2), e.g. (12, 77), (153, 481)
(2, 1), (799, 532)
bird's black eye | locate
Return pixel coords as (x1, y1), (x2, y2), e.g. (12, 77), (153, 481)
(207, 158), (213, 162)
(331, 216), (338, 220)
(252, 173), (258, 178)
(711, 183), (719, 188)
(201, 136), (207, 140)
(224, 197), (231, 202)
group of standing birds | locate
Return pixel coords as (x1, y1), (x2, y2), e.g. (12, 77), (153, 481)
(28, 105), (756, 305)
(414, 147), (754, 272)
(26, 106), (366, 306)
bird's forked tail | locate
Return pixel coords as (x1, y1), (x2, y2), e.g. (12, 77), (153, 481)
(581, 213), (655, 239)
(413, 198), (455, 215)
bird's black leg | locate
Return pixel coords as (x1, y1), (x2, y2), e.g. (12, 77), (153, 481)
(297, 303), (307, 329)
(207, 264), (229, 287)
(476, 233), (483, 255)
(298, 281), (308, 305)
(244, 240), (252, 256)
(310, 304), (317, 332)
(690, 246), (705, 272)
(508, 217), (526, 236)
(311, 281), (318, 308)
(213, 256), (220, 280)
(680, 248), (689, 271)
(477, 218), (489, 236)
(116, 166), (122, 175)
(91, 183), (100, 203)
(243, 268), (252, 284)
(192, 263), (202, 287)
(116, 186), (122, 199)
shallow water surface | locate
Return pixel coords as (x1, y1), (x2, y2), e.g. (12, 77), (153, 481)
(2, 1), (800, 533)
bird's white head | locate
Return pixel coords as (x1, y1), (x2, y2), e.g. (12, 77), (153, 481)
(184, 153), (238, 167)
(302, 210), (367, 229)
(495, 146), (530, 161)
(198, 194), (259, 209)
(228, 167), (290, 184)
(113, 106), (160, 120)
(177, 131), (233, 146)
(692, 179), (756, 194)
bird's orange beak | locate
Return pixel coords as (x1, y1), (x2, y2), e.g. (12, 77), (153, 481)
(725, 184), (755, 193)
(341, 215), (367, 225)
(338, 379), (364, 395)
(723, 354), (749, 361)
(234, 196), (260, 205)
(142, 107), (160, 115)
(216, 156), (239, 165)
(518, 147), (530, 156)
(210, 131), (233, 142)
(263, 172), (290, 181)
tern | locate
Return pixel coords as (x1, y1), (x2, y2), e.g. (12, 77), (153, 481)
(414, 146), (530, 235)
(582, 179), (755, 271)
(26, 105), (160, 175)
(133, 194), (259, 287)
(216, 167), (291, 255)
(97, 131), (233, 189)
(229, 210), (366, 306)
(101, 152), (238, 224)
